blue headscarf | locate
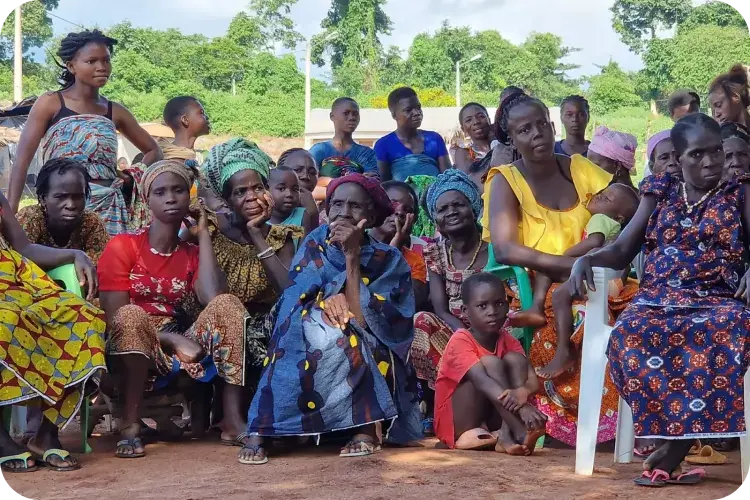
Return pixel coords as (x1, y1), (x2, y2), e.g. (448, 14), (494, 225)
(425, 169), (482, 220)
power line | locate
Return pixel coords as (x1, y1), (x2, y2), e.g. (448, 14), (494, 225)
(48, 12), (85, 29)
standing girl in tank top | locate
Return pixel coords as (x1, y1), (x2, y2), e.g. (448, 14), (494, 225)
(8, 30), (162, 235)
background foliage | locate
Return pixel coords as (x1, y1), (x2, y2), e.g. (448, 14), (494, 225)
(0, 0), (748, 140)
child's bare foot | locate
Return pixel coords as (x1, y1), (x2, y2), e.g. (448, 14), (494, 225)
(508, 310), (547, 329)
(523, 427), (546, 454)
(536, 347), (575, 380)
(495, 421), (529, 456)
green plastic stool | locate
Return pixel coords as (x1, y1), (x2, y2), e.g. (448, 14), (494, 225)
(484, 245), (534, 354)
(46, 264), (92, 453)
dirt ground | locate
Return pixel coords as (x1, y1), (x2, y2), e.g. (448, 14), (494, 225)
(3, 432), (744, 500)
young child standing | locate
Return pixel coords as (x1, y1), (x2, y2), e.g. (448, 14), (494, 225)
(267, 166), (316, 242)
(511, 182), (639, 331)
(434, 273), (547, 455)
(277, 148), (321, 227)
(161, 96), (211, 199)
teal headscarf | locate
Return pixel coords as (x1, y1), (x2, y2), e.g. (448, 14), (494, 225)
(425, 169), (482, 220)
(201, 138), (272, 196)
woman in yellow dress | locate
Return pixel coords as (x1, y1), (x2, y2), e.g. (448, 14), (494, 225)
(0, 192), (105, 473)
(484, 93), (637, 447)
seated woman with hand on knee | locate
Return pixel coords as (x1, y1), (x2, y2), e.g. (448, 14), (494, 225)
(434, 273), (546, 455)
(99, 160), (249, 458)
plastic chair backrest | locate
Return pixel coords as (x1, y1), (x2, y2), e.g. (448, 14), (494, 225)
(47, 263), (82, 297)
(484, 244), (534, 353)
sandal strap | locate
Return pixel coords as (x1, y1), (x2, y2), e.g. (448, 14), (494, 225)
(241, 444), (265, 454)
(0, 451), (33, 466)
(42, 448), (71, 462)
(234, 432), (249, 443)
(117, 437), (143, 448)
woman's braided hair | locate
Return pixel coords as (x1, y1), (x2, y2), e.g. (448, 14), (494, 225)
(35, 158), (91, 203)
(56, 30), (117, 89)
(494, 92), (549, 145)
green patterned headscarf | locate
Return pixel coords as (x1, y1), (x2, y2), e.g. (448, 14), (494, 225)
(405, 174), (438, 239)
(201, 138), (272, 196)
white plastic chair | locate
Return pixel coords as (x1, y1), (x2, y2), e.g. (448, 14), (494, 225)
(575, 267), (750, 482)
(575, 267), (630, 475)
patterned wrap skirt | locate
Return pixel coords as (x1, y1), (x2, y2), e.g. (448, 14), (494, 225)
(0, 247), (106, 429)
(107, 294), (249, 386)
(609, 301), (750, 440)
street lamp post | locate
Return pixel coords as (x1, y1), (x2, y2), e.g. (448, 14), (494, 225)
(455, 53), (482, 108)
(13, 6), (22, 103)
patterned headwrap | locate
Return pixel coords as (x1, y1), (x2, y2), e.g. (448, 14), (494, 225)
(647, 130), (673, 161)
(325, 173), (393, 227)
(319, 156), (364, 178)
(588, 126), (638, 170)
(425, 169), (482, 221)
(201, 138), (272, 196)
(141, 159), (198, 199)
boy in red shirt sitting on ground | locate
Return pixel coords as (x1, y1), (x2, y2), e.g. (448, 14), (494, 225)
(434, 273), (547, 455)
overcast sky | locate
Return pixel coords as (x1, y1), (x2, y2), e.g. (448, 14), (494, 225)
(46, 0), (709, 79)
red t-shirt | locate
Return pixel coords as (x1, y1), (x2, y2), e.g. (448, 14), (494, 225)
(98, 229), (199, 317)
(434, 328), (525, 449)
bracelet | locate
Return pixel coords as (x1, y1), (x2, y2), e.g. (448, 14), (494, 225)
(257, 247), (275, 260)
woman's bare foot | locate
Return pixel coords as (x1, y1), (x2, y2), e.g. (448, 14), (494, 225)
(495, 421), (528, 456)
(536, 347), (575, 380)
(508, 309), (547, 329)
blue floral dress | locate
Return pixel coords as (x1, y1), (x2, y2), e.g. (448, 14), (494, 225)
(608, 172), (750, 440)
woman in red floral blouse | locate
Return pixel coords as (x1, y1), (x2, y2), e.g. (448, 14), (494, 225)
(98, 160), (249, 459)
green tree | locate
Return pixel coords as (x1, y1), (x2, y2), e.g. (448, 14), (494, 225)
(1, 0), (59, 59)
(678, 0), (748, 34)
(669, 24), (750, 95)
(611, 0), (692, 53)
(587, 61), (645, 114)
(312, 0), (392, 94)
(245, 0), (303, 50)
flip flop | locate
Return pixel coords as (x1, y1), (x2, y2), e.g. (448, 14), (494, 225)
(238, 444), (269, 465)
(340, 436), (381, 457)
(221, 431), (250, 447)
(0, 451), (38, 473)
(688, 440), (702, 455)
(634, 469), (670, 487)
(666, 468), (706, 485)
(115, 437), (145, 459)
(37, 449), (81, 472)
(685, 445), (727, 465)
(455, 427), (497, 451)
(633, 445), (656, 458)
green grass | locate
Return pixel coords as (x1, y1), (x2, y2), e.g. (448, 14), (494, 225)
(590, 107), (673, 184)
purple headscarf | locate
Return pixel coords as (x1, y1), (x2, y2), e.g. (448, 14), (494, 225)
(647, 130), (672, 160)
(588, 126), (638, 170)
(325, 173), (393, 227)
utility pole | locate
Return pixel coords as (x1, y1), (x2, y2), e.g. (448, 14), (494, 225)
(455, 60), (461, 109)
(13, 6), (22, 103)
(304, 40), (312, 128)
